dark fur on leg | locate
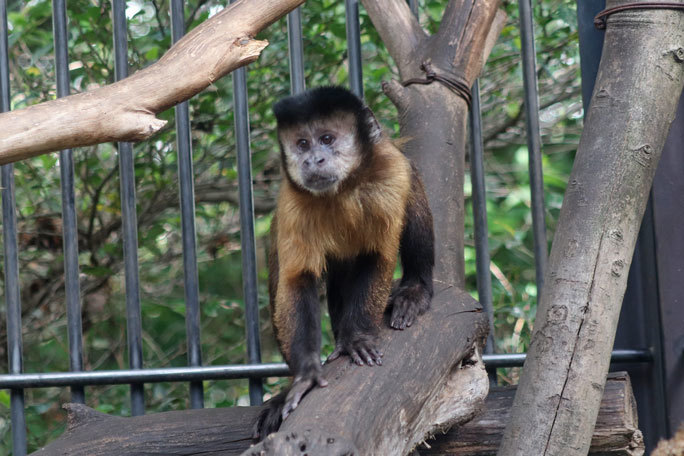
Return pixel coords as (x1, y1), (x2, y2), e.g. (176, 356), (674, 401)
(390, 164), (435, 329)
(253, 390), (287, 441)
(326, 254), (385, 366)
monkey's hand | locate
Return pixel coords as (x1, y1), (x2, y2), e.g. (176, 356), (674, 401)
(327, 333), (383, 366)
(390, 282), (432, 330)
(282, 370), (328, 420)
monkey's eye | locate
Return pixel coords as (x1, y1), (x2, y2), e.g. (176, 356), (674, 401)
(320, 134), (335, 146)
(296, 139), (310, 152)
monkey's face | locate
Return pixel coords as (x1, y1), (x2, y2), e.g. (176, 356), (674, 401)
(278, 113), (361, 195)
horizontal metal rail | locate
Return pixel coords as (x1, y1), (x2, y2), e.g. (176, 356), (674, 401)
(483, 348), (653, 368)
(0, 364), (290, 389)
(0, 349), (652, 389)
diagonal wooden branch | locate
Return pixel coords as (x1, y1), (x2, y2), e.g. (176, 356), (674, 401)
(244, 287), (490, 456)
(500, 2), (684, 455)
(0, 0), (305, 164)
(362, 0), (503, 287)
(435, 0), (501, 83)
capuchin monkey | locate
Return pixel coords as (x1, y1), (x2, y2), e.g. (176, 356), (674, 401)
(254, 86), (434, 439)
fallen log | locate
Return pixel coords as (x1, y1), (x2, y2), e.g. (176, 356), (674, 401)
(423, 371), (644, 456)
(31, 369), (640, 455)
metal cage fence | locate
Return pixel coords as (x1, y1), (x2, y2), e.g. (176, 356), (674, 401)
(0, 1), (654, 455)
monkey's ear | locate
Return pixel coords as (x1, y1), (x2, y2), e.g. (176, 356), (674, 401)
(361, 106), (383, 144)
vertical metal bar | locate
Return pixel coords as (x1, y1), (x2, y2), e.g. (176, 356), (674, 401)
(229, 0), (262, 406)
(1, 2), (27, 453)
(469, 80), (495, 355)
(517, 0), (547, 296)
(112, 0), (145, 416)
(170, 0), (204, 410)
(52, 0), (85, 405)
(287, 8), (306, 95)
(407, 0), (419, 18)
(344, 0), (363, 98)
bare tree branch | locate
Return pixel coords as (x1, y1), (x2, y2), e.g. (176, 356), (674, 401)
(0, 0), (305, 163)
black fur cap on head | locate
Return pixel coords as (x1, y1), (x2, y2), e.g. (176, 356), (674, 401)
(273, 86), (375, 146)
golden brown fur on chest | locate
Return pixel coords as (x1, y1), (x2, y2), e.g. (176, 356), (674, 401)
(276, 140), (411, 280)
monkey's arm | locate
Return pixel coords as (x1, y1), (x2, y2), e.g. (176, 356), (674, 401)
(259, 217), (327, 439)
(326, 253), (393, 365)
(390, 165), (435, 329)
(274, 272), (328, 418)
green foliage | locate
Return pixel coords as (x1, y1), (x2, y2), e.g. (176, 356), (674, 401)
(0, 0), (581, 452)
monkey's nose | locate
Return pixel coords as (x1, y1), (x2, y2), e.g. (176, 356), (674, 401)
(315, 156), (325, 165)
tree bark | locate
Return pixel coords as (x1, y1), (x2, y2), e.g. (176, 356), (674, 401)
(33, 287), (489, 456)
(31, 371), (640, 456)
(499, 2), (684, 455)
(425, 372), (644, 456)
(361, 0), (505, 287)
(0, 0), (304, 163)
(245, 287), (489, 456)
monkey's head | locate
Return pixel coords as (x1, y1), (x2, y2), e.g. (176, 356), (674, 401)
(273, 86), (382, 195)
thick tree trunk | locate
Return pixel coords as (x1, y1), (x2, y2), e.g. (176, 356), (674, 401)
(361, 0), (504, 287)
(31, 371), (640, 456)
(0, 0), (304, 162)
(499, 2), (684, 455)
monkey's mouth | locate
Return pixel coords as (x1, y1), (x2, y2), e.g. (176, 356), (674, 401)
(303, 173), (338, 191)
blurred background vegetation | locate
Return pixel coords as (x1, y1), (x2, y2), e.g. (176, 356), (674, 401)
(0, 0), (582, 451)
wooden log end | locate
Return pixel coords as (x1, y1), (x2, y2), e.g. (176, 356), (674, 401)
(425, 348), (489, 432)
(242, 428), (359, 456)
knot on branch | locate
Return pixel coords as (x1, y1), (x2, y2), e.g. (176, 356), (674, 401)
(400, 61), (472, 108)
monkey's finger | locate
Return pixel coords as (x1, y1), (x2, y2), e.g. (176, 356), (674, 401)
(391, 314), (406, 330)
(282, 383), (309, 419)
(315, 375), (329, 388)
(281, 400), (296, 420)
(350, 350), (365, 365)
(326, 347), (342, 362)
(358, 347), (374, 366)
(369, 348), (383, 365)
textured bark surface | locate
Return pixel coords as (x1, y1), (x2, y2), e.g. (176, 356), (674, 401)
(0, 0), (304, 163)
(31, 371), (641, 456)
(500, 2), (684, 455)
(245, 287), (490, 456)
(425, 372), (644, 456)
(361, 0), (504, 287)
(32, 288), (489, 456)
